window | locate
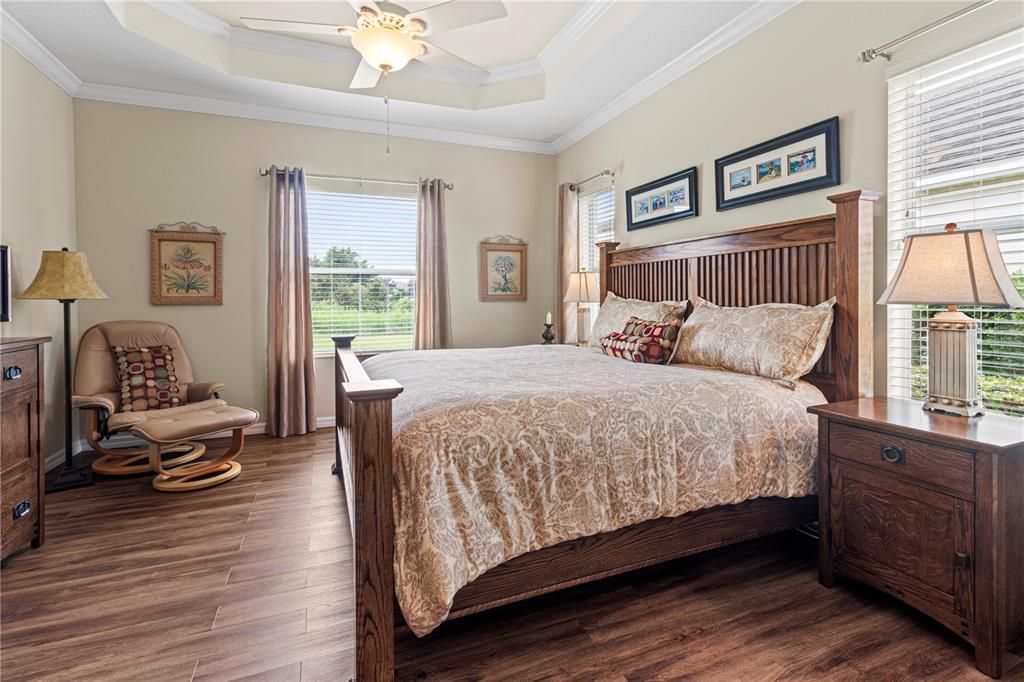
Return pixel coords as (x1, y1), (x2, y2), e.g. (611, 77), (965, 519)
(887, 29), (1024, 416)
(577, 183), (615, 276)
(307, 184), (417, 353)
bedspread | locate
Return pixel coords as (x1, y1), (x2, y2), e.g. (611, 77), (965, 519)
(362, 344), (824, 636)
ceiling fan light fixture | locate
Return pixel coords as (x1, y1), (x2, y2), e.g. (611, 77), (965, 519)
(351, 24), (423, 73)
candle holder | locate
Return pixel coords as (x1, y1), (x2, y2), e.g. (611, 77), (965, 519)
(541, 323), (555, 345)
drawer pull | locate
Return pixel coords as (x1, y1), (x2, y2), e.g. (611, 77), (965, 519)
(12, 499), (30, 520)
(3, 366), (22, 380)
(880, 445), (905, 465)
(955, 552), (970, 570)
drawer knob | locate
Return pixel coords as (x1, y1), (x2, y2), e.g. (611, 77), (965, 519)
(3, 366), (22, 380)
(12, 499), (30, 520)
(880, 445), (905, 465)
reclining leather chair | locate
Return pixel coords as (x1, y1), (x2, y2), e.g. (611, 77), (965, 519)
(73, 321), (258, 491)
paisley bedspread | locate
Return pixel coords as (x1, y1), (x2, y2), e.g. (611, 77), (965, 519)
(362, 344), (824, 636)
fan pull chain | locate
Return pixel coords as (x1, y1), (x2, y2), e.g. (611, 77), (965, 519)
(383, 68), (391, 155)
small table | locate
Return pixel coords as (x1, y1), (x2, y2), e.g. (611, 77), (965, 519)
(809, 397), (1024, 678)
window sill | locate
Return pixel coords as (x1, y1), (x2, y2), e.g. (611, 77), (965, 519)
(313, 348), (409, 360)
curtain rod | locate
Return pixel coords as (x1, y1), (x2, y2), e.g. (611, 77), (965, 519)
(258, 168), (454, 190)
(858, 0), (996, 63)
(570, 169), (614, 192)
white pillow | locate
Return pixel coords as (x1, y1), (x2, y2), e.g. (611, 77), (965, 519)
(587, 292), (686, 348)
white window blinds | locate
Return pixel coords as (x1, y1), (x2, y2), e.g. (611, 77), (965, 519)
(577, 184), (615, 275)
(887, 29), (1024, 416)
(307, 186), (418, 353)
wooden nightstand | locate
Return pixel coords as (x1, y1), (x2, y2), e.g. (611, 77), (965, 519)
(809, 398), (1024, 678)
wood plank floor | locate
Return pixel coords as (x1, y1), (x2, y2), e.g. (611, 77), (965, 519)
(2, 430), (1021, 681)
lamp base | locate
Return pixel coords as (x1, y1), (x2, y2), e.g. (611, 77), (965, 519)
(923, 309), (984, 418)
(576, 306), (592, 347)
(47, 463), (94, 493)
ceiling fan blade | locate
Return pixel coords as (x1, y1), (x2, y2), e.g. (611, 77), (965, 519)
(416, 40), (487, 81)
(407, 0), (507, 36)
(239, 17), (346, 35)
(350, 60), (383, 89)
(347, 0), (381, 17)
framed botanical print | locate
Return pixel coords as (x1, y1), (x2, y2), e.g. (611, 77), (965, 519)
(479, 241), (527, 302)
(150, 222), (223, 305)
(626, 167), (698, 231)
(715, 116), (840, 211)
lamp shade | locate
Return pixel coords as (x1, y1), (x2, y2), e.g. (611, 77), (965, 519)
(17, 249), (107, 301)
(877, 225), (1024, 307)
(563, 270), (599, 304)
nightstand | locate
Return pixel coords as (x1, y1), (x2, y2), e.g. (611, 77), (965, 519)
(809, 398), (1024, 678)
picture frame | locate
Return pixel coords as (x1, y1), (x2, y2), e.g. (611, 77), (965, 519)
(714, 116), (840, 211)
(626, 167), (698, 231)
(0, 245), (10, 322)
(479, 241), (528, 302)
(150, 222), (224, 305)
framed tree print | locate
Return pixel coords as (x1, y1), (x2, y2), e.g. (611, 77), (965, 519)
(150, 222), (224, 305)
(479, 240), (528, 302)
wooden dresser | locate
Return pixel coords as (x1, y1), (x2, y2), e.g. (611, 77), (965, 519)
(810, 397), (1024, 678)
(1, 336), (50, 562)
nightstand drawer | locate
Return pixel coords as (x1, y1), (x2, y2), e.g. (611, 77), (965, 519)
(0, 348), (38, 397)
(830, 422), (974, 497)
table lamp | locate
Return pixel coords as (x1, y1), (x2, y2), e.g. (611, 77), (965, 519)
(877, 223), (1024, 417)
(563, 270), (599, 345)
(17, 248), (107, 491)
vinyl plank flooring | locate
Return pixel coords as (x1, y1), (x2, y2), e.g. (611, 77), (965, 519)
(4, 431), (1020, 681)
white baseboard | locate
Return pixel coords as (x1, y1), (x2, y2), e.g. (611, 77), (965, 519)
(316, 415), (335, 428)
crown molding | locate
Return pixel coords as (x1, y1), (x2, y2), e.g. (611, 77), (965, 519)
(549, 0), (800, 154)
(143, 0), (230, 39)
(483, 59), (544, 83)
(1, 8), (82, 95)
(74, 82), (556, 154)
(538, 0), (615, 69)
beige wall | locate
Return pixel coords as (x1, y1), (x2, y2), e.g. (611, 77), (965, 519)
(1, 43), (78, 459)
(73, 101), (555, 422)
(554, 0), (1023, 393)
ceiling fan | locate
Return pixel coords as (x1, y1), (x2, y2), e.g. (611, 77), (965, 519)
(240, 0), (507, 89)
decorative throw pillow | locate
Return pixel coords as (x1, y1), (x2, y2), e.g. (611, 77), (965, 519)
(112, 345), (181, 412)
(600, 310), (685, 364)
(673, 296), (836, 387)
(587, 292), (688, 348)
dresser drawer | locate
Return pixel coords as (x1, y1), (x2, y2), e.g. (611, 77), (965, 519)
(0, 464), (38, 557)
(830, 422), (974, 497)
(0, 348), (39, 397)
(0, 389), (37, 474)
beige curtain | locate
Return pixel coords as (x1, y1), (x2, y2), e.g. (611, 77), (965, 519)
(556, 183), (579, 344)
(415, 178), (452, 350)
(267, 166), (316, 437)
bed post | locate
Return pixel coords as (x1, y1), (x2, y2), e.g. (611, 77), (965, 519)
(333, 335), (403, 682)
(827, 190), (880, 401)
(598, 241), (620, 303)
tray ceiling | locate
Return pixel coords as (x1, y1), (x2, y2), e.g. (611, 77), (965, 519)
(1, 0), (797, 153)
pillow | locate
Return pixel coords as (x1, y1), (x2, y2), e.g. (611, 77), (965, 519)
(600, 309), (685, 364)
(587, 292), (687, 348)
(112, 345), (182, 412)
(673, 296), (835, 387)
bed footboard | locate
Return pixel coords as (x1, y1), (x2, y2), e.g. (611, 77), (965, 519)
(333, 335), (402, 682)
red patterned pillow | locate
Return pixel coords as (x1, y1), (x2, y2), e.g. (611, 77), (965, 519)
(112, 345), (181, 412)
(599, 313), (683, 364)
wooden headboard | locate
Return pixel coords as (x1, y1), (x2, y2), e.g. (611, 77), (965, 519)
(598, 190), (879, 402)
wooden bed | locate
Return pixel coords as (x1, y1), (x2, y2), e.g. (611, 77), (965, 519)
(333, 190), (879, 680)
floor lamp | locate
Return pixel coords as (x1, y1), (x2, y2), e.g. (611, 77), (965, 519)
(17, 248), (107, 491)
